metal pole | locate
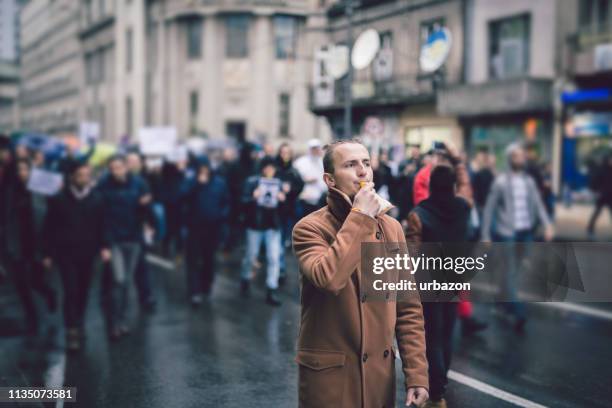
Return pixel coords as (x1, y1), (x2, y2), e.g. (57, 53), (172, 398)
(343, 0), (354, 139)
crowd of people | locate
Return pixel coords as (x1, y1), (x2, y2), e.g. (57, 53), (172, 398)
(0, 129), (567, 400)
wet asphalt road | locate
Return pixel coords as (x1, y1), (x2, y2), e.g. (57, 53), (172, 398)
(0, 248), (611, 408)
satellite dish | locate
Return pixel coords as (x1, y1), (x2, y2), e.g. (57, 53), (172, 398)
(327, 45), (349, 79)
(351, 29), (380, 70)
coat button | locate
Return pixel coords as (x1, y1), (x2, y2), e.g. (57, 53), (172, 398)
(362, 353), (368, 362)
(361, 294), (367, 303)
(376, 231), (382, 240)
(383, 350), (389, 358)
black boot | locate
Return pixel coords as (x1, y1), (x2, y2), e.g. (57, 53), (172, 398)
(266, 288), (282, 307)
(240, 279), (251, 298)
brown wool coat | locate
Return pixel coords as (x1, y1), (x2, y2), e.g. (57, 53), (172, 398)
(292, 187), (428, 408)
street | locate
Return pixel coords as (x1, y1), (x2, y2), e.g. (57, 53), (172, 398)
(1, 246), (611, 408)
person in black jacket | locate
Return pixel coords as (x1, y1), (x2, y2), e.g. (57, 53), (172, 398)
(182, 157), (230, 305)
(275, 143), (304, 284)
(42, 160), (103, 351)
(97, 154), (152, 340)
(2, 158), (55, 336)
(240, 157), (285, 306)
(404, 164), (473, 408)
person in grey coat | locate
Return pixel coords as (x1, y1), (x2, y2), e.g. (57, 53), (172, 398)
(481, 142), (554, 332)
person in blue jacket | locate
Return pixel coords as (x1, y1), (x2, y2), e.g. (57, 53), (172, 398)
(97, 154), (152, 340)
(182, 157), (230, 306)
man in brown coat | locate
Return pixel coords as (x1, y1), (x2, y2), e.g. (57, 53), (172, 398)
(292, 140), (429, 408)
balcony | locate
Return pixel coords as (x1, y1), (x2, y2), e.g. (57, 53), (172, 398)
(165, 0), (310, 18)
(437, 77), (553, 117)
(309, 74), (436, 114)
(567, 26), (612, 77)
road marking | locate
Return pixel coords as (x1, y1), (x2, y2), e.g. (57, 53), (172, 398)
(448, 370), (548, 408)
(535, 302), (612, 321)
(468, 283), (612, 322)
(146, 254), (175, 270)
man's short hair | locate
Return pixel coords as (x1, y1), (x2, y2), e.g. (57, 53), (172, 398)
(107, 153), (126, 166)
(429, 165), (456, 195)
(323, 138), (365, 174)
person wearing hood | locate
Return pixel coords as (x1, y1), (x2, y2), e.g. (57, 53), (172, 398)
(481, 142), (554, 332)
(181, 157), (230, 305)
(293, 139), (327, 218)
(292, 139), (428, 408)
(404, 164), (473, 408)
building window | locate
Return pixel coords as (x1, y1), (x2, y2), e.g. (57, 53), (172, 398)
(579, 0), (611, 33)
(99, 0), (105, 18)
(274, 16), (297, 59)
(226, 15), (249, 58)
(279, 93), (290, 137)
(186, 17), (203, 59)
(126, 96), (133, 137)
(126, 28), (133, 72)
(373, 31), (393, 81)
(489, 14), (530, 80)
(226, 121), (246, 141)
(190, 91), (199, 134)
(419, 18), (446, 64)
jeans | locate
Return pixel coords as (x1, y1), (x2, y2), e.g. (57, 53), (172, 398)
(493, 229), (533, 320)
(241, 229), (281, 290)
(107, 242), (141, 328)
(423, 302), (458, 401)
(134, 247), (155, 305)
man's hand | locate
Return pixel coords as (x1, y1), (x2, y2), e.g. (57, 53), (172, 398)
(253, 187), (262, 199)
(544, 224), (554, 242)
(277, 192), (286, 202)
(101, 248), (112, 262)
(352, 182), (380, 218)
(406, 387), (428, 407)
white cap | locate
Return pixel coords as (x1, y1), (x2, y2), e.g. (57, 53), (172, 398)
(307, 138), (322, 149)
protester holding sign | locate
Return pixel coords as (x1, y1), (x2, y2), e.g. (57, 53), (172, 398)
(240, 157), (285, 306)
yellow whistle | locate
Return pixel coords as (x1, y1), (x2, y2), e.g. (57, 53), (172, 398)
(359, 181), (366, 189)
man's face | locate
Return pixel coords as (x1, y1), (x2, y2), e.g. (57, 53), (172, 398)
(109, 159), (128, 181)
(262, 164), (276, 178)
(310, 146), (322, 157)
(325, 143), (372, 199)
(72, 166), (92, 189)
(126, 153), (142, 174)
(17, 162), (30, 184)
(511, 148), (526, 170)
(280, 146), (292, 163)
(0, 148), (10, 165)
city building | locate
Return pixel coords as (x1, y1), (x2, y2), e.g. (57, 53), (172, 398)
(561, 0), (612, 193)
(19, 0), (82, 135)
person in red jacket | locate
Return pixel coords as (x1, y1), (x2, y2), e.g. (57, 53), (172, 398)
(410, 143), (488, 335)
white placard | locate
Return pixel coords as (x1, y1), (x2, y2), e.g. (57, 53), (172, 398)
(79, 122), (100, 146)
(27, 168), (64, 196)
(256, 178), (282, 209)
(138, 127), (177, 156)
